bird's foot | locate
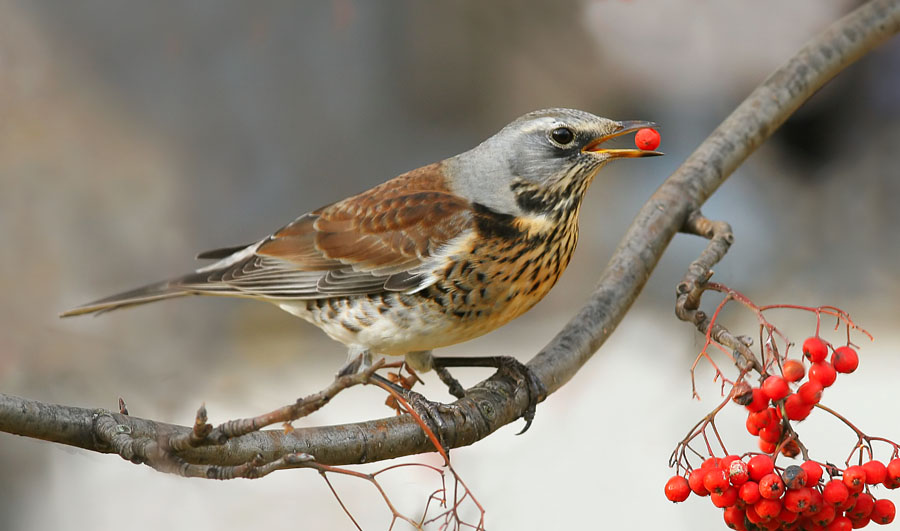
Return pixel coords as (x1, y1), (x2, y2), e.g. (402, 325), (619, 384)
(371, 374), (450, 454)
(383, 364), (424, 411)
(431, 355), (547, 435)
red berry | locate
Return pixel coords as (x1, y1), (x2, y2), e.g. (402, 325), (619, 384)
(759, 472), (785, 499)
(809, 361), (837, 388)
(762, 375), (790, 401)
(843, 466), (866, 492)
(746, 413), (762, 436)
(634, 128), (660, 151)
(740, 481), (762, 505)
(814, 505), (838, 526)
(705, 467), (730, 495)
(801, 461), (824, 486)
(688, 467), (710, 496)
(886, 458), (900, 489)
(785, 393), (814, 421)
(723, 506), (746, 530)
(711, 485), (739, 508)
(749, 409), (774, 430)
(759, 423), (782, 444)
(804, 488), (825, 516)
(825, 515), (852, 531)
(848, 492), (875, 520)
(784, 487), (813, 512)
(871, 498), (896, 525)
(782, 359), (806, 382)
(664, 475), (691, 502)
(831, 346), (859, 374)
(758, 438), (777, 454)
(746, 387), (771, 413)
(798, 380), (824, 405)
(823, 479), (850, 505)
(755, 498), (783, 520)
(748, 455), (775, 481)
(729, 459), (750, 486)
(863, 460), (887, 485)
(779, 505), (799, 524)
(803, 336), (829, 362)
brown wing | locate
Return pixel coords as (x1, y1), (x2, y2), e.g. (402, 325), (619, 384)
(186, 162), (474, 299)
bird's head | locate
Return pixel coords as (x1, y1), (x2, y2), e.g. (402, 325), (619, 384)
(448, 108), (662, 216)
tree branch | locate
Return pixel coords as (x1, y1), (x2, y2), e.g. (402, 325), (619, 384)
(2, 0), (899, 471)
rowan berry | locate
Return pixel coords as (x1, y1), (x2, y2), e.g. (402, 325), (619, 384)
(740, 481), (762, 505)
(758, 439), (777, 454)
(746, 388), (771, 413)
(748, 455), (775, 481)
(813, 505), (838, 527)
(784, 487), (813, 512)
(711, 486), (739, 508)
(886, 458), (900, 489)
(809, 361), (837, 388)
(664, 475), (691, 502)
(848, 492), (875, 520)
(762, 375), (790, 401)
(798, 380), (824, 405)
(831, 346), (859, 374)
(749, 409), (774, 431)
(871, 498), (896, 525)
(732, 380), (754, 406)
(823, 479), (850, 505)
(783, 465), (808, 489)
(759, 473), (785, 499)
(802, 336), (828, 362)
(704, 467), (730, 495)
(782, 359), (806, 382)
(825, 515), (852, 531)
(780, 439), (801, 458)
(746, 414), (761, 436)
(843, 466), (866, 492)
(862, 460), (887, 485)
(729, 459), (750, 486)
(689, 467), (710, 496)
(755, 498), (783, 520)
(778, 505), (799, 524)
(801, 461), (823, 487)
(634, 128), (660, 151)
(723, 506), (746, 530)
(785, 393), (814, 421)
(759, 423), (782, 444)
(804, 489), (825, 517)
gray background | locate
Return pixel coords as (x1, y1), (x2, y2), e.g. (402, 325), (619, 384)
(2, 1), (899, 529)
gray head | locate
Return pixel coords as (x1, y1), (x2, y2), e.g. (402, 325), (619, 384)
(446, 108), (661, 215)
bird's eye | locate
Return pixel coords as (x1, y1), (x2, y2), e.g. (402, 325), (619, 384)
(550, 127), (575, 146)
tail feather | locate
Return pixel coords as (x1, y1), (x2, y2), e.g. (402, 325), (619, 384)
(60, 279), (193, 317)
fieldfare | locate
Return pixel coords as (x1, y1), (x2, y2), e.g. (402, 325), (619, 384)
(62, 108), (662, 431)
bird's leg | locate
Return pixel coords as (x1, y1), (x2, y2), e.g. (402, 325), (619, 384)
(370, 373), (450, 454)
(430, 356), (547, 434)
(336, 346), (373, 377)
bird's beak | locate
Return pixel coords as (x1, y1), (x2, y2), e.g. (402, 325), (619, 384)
(582, 120), (664, 158)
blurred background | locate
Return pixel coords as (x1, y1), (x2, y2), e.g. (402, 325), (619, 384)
(2, 1), (899, 529)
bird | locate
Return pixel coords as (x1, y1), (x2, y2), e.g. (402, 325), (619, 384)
(62, 108), (661, 431)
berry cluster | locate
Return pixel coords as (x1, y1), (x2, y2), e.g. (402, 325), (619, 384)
(666, 329), (899, 530)
(666, 455), (898, 529)
(739, 338), (858, 454)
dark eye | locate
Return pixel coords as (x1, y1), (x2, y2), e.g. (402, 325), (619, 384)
(550, 127), (575, 146)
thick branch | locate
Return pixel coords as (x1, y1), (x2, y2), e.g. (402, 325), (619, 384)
(2, 0), (899, 470)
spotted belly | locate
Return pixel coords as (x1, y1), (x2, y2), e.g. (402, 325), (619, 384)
(277, 220), (577, 356)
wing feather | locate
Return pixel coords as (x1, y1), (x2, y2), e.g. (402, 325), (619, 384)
(182, 162), (473, 299)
